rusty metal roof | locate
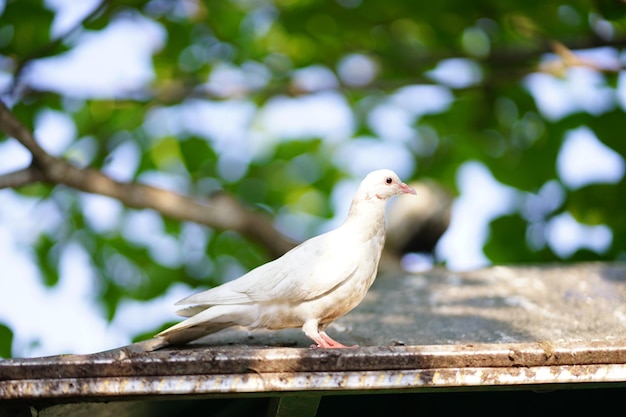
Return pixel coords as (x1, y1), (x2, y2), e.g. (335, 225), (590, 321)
(2, 341), (626, 400)
(2, 262), (626, 415)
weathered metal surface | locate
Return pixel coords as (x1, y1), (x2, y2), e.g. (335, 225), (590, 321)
(3, 341), (626, 381)
(2, 363), (626, 400)
(342, 262), (626, 346)
(1, 263), (626, 405)
(2, 343), (626, 401)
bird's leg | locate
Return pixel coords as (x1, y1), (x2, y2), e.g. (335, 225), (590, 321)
(302, 320), (357, 349)
(302, 320), (330, 348)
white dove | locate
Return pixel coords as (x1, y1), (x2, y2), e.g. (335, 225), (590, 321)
(156, 169), (416, 349)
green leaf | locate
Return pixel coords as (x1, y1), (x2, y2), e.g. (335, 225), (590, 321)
(484, 214), (558, 264)
(595, 0), (626, 21)
(34, 234), (60, 287)
(0, 323), (13, 358)
(1, 0), (54, 57)
(180, 137), (218, 176)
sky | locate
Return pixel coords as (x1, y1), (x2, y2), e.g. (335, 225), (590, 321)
(0, 0), (624, 357)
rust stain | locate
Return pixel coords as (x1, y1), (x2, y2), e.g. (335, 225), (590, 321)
(232, 375), (240, 390)
(175, 377), (185, 391)
(377, 373), (385, 386)
(395, 372), (404, 385)
(432, 371), (440, 384)
(156, 378), (166, 393)
(359, 373), (367, 387)
(323, 374), (331, 386)
(118, 379), (128, 394)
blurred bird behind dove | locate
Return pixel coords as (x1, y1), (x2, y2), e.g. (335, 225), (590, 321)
(386, 179), (452, 256)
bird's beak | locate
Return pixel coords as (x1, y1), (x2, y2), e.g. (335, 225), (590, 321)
(400, 182), (417, 195)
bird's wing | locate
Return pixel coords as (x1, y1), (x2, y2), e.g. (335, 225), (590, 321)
(175, 230), (359, 307)
(241, 232), (360, 303)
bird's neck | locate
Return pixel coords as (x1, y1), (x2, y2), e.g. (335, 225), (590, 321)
(343, 196), (388, 241)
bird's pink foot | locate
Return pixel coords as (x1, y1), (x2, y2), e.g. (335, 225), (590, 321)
(309, 332), (358, 349)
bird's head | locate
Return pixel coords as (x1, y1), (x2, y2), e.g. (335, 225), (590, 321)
(359, 169), (417, 200)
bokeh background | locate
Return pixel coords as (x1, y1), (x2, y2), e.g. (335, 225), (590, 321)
(1, 0), (625, 358)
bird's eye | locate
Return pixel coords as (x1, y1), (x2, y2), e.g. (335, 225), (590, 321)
(385, 177), (393, 184)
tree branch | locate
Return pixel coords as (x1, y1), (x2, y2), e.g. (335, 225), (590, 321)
(0, 101), (52, 164)
(0, 166), (45, 189)
(0, 100), (295, 259)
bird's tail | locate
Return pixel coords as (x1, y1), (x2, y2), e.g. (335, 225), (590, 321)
(156, 304), (248, 346)
(130, 337), (171, 352)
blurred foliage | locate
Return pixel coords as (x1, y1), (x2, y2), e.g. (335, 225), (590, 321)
(1, 0), (626, 355)
(0, 323), (12, 358)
